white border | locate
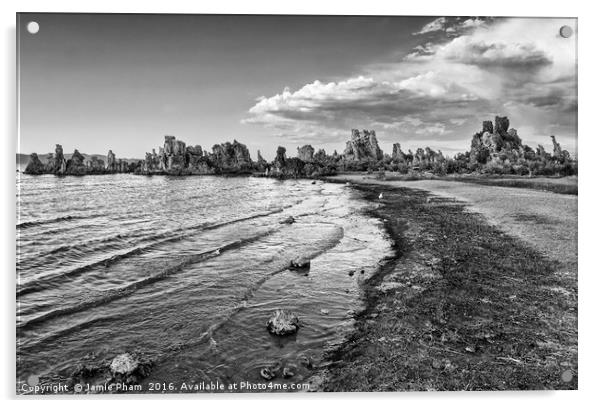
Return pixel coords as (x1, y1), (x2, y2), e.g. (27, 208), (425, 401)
(2, 1), (599, 407)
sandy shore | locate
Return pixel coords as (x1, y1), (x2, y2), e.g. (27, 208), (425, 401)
(319, 176), (577, 391)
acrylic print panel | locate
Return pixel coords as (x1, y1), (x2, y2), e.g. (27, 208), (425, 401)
(16, 13), (578, 394)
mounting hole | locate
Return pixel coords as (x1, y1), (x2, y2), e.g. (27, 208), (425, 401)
(27, 374), (39, 386)
(561, 369), (573, 382)
(559, 25), (573, 38)
(27, 21), (40, 34)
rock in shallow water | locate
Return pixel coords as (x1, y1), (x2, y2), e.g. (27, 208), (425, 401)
(68, 352), (153, 392)
(299, 354), (313, 369)
(260, 367), (276, 380)
(110, 353), (139, 375)
(290, 258), (310, 270)
(282, 366), (295, 378)
(280, 216), (295, 224)
(266, 309), (300, 336)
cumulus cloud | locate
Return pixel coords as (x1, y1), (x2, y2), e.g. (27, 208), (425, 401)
(244, 72), (487, 140)
(413, 17), (447, 35)
(413, 17), (490, 37)
(439, 38), (552, 68)
(243, 17), (577, 152)
(460, 17), (487, 30)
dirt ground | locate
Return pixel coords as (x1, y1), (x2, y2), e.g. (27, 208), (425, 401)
(319, 176), (578, 391)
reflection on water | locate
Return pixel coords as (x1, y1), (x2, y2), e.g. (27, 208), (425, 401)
(16, 174), (392, 391)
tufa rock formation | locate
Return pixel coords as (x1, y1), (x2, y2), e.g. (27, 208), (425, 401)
(343, 129), (383, 162)
(51, 144), (67, 174)
(106, 150), (117, 172)
(161, 135), (187, 172)
(550, 135), (571, 163)
(210, 140), (253, 173)
(463, 116), (576, 175)
(86, 156), (106, 173)
(65, 149), (87, 175)
(314, 148), (327, 163)
(23, 145), (133, 176)
(139, 136), (211, 175)
(22, 117), (575, 178)
(138, 136), (253, 175)
(267, 145), (336, 178)
(470, 115), (523, 164)
(256, 150), (268, 172)
(297, 145), (315, 162)
(24, 153), (45, 175)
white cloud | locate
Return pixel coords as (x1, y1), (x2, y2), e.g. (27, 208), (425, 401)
(415, 123), (449, 136)
(243, 17), (577, 152)
(439, 37), (552, 68)
(413, 17), (447, 35)
(413, 17), (490, 37)
(450, 118), (467, 126)
(460, 18), (486, 30)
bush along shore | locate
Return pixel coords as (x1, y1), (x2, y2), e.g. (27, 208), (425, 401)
(23, 116), (576, 178)
(318, 182), (577, 391)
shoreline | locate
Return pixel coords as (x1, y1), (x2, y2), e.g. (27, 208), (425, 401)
(18, 169), (578, 193)
(317, 179), (577, 391)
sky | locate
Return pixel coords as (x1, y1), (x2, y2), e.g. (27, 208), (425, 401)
(18, 14), (577, 160)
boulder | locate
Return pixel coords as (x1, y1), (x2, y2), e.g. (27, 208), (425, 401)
(267, 309), (300, 336)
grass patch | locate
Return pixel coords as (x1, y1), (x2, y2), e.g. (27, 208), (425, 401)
(512, 213), (557, 225)
(450, 177), (578, 195)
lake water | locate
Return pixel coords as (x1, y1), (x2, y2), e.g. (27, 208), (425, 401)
(16, 174), (393, 392)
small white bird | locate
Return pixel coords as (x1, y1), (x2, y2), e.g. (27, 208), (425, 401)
(378, 193), (384, 200)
